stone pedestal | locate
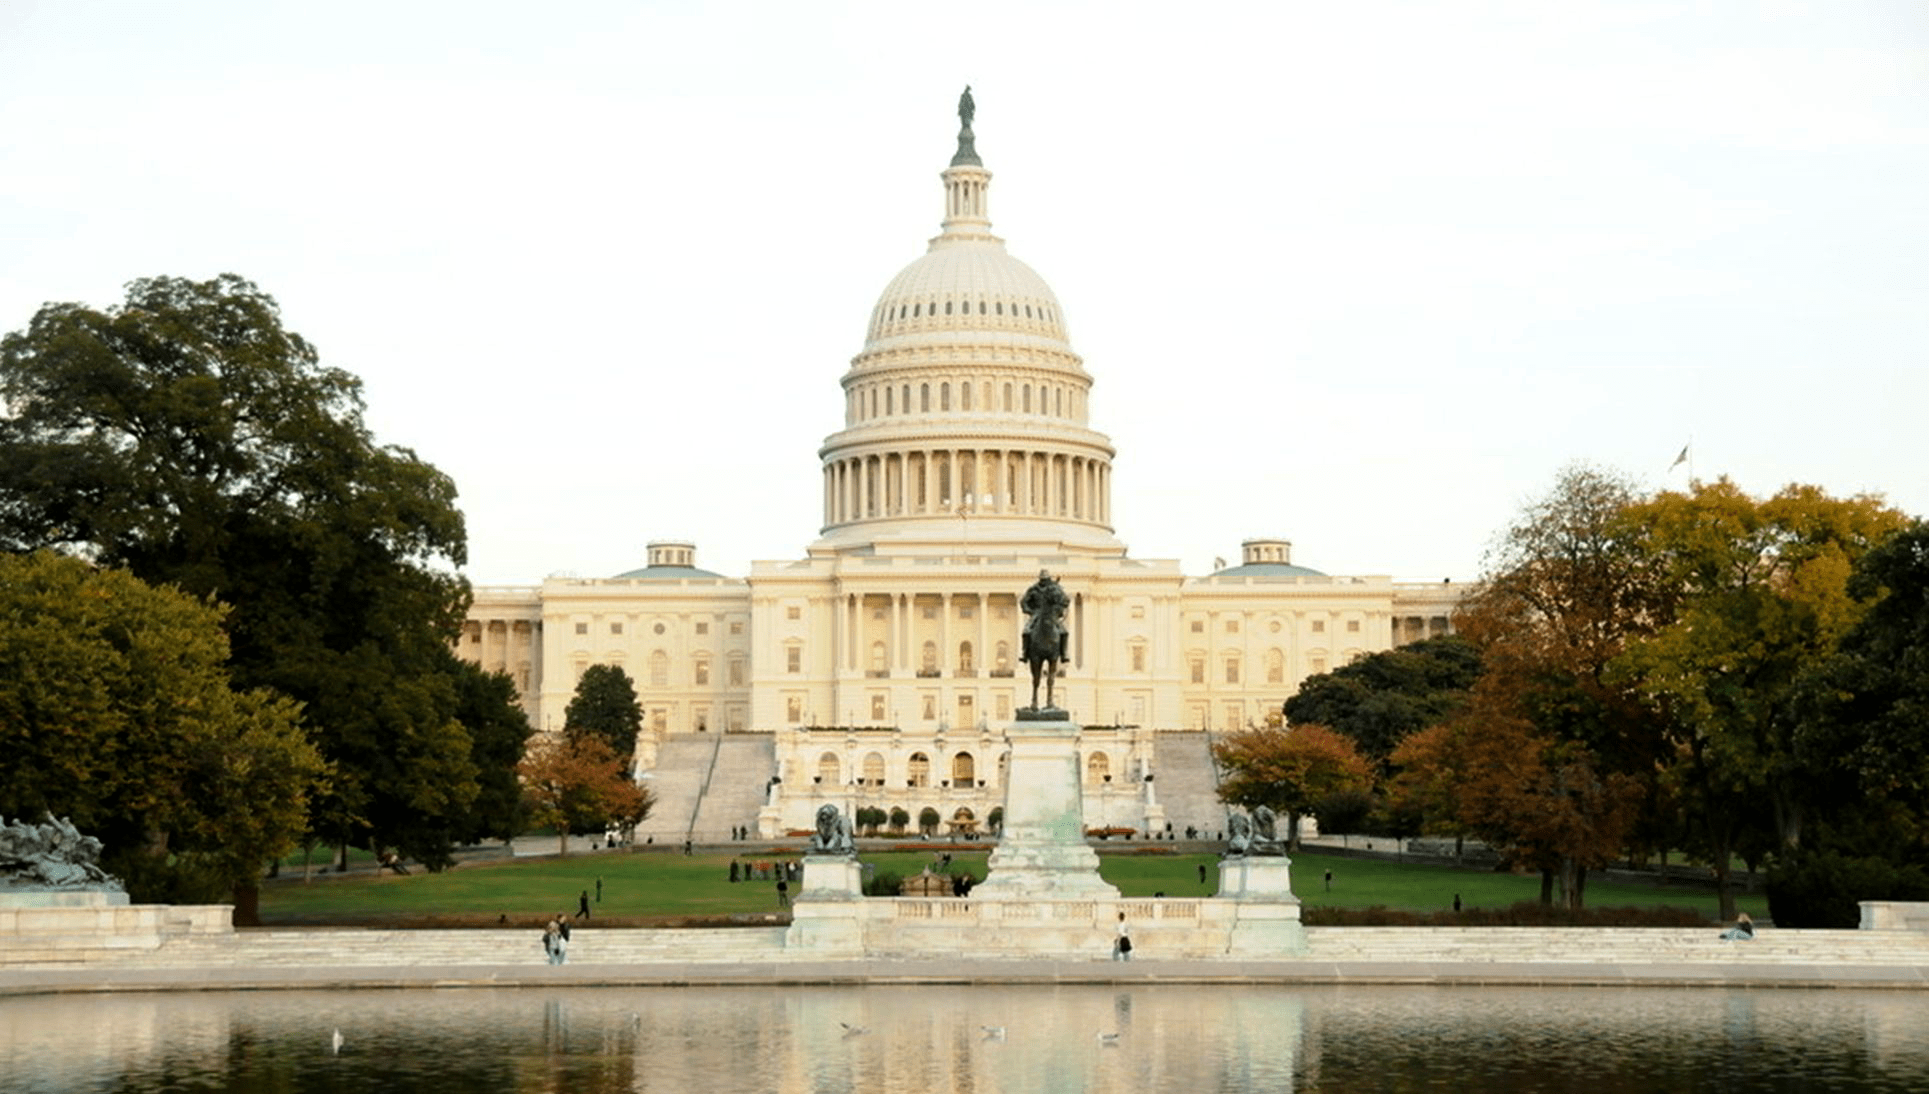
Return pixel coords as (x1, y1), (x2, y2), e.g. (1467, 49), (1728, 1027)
(1216, 855), (1307, 955)
(974, 711), (1119, 899)
(784, 855), (866, 955)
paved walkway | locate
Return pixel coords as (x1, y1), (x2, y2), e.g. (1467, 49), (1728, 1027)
(6, 955), (1927, 996)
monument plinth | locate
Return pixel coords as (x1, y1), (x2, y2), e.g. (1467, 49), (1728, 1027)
(973, 710), (1119, 899)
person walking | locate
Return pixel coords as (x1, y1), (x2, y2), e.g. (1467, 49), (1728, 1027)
(576, 889), (591, 920)
(555, 912), (572, 964)
(777, 878), (790, 908)
(1113, 912), (1133, 961)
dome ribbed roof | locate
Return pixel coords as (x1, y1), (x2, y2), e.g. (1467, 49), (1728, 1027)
(865, 243), (1069, 349)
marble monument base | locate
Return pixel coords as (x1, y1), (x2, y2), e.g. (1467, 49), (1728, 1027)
(1216, 855), (1307, 955)
(784, 855), (867, 955)
(972, 710), (1119, 900)
(1, 890), (233, 967)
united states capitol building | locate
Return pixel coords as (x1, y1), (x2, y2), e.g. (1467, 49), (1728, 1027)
(458, 96), (1462, 841)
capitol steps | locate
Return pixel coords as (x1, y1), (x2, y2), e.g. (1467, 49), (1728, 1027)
(633, 736), (720, 843)
(688, 736), (777, 842)
(23, 923), (1925, 971)
(74, 926), (795, 969)
(1301, 927), (1929, 966)
(1151, 731), (1226, 838)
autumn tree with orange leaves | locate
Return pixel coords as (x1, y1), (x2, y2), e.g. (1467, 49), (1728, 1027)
(1213, 724), (1372, 850)
(517, 735), (652, 856)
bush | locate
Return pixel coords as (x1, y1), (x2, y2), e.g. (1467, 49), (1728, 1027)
(862, 870), (903, 897)
(1767, 851), (1929, 928)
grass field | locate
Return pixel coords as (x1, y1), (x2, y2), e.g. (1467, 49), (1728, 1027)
(256, 845), (1767, 924)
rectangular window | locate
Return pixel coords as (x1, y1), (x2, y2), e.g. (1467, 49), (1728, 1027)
(729, 621), (744, 636)
(786, 696), (802, 723)
(1130, 644), (1146, 673)
(959, 605), (974, 619)
(574, 622), (588, 635)
(1347, 619), (1361, 633)
(610, 621), (623, 635)
(786, 646), (801, 673)
(1225, 659), (1240, 684)
(1225, 619), (1239, 634)
(729, 660), (745, 686)
(1190, 620), (1205, 633)
(1190, 658), (1205, 684)
(786, 606), (801, 621)
(871, 694), (887, 720)
(1223, 702), (1244, 730)
(1131, 605), (1145, 620)
(694, 661), (710, 685)
(996, 694), (1011, 720)
(695, 621), (709, 635)
(1311, 620), (1326, 634)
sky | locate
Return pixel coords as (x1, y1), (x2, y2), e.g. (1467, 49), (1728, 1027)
(3, 1), (1925, 586)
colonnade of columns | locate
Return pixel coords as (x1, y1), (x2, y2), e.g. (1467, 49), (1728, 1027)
(828, 590), (1087, 677)
(822, 448), (1110, 527)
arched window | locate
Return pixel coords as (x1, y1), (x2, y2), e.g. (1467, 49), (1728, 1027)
(940, 382), (950, 411)
(920, 384), (930, 412)
(649, 650), (670, 687)
(961, 383), (972, 411)
(817, 752), (840, 785)
(952, 751), (976, 785)
(995, 640), (1010, 672)
(921, 640), (938, 673)
(869, 641), (887, 675)
(1266, 648), (1285, 685)
(958, 640), (974, 674)
(694, 656), (710, 686)
(908, 752), (930, 788)
(862, 752), (885, 786)
(1086, 751), (1111, 786)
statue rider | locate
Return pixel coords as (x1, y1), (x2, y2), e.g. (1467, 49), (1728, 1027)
(1020, 570), (1070, 708)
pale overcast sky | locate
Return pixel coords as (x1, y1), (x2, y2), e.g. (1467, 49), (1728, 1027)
(3, 2), (1925, 586)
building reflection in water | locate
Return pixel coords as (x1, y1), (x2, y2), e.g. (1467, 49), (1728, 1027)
(3, 984), (1928, 1093)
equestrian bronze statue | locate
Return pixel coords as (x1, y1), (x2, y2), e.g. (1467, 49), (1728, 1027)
(1020, 570), (1070, 710)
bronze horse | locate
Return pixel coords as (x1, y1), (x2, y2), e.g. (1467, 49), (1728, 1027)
(1021, 578), (1069, 709)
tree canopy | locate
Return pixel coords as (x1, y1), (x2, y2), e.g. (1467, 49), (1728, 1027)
(0, 551), (325, 902)
(564, 663), (644, 770)
(1282, 635), (1480, 770)
(1213, 724), (1372, 849)
(0, 275), (491, 868)
(517, 734), (651, 856)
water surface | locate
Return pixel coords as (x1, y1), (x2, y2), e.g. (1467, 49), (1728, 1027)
(3, 984), (1925, 1093)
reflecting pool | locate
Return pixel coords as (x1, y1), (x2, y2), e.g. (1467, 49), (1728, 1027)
(3, 984), (1927, 1093)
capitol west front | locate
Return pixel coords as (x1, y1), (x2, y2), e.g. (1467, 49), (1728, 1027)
(460, 101), (1461, 839)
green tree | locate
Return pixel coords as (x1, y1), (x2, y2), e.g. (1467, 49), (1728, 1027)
(1793, 520), (1929, 859)
(517, 735), (652, 856)
(1615, 480), (1908, 917)
(1283, 635), (1481, 771)
(564, 663), (643, 769)
(890, 806), (911, 833)
(0, 551), (325, 906)
(448, 655), (534, 846)
(0, 275), (477, 867)
(1213, 724), (1373, 849)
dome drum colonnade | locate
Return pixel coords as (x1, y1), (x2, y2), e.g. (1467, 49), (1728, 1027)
(817, 111), (1115, 541)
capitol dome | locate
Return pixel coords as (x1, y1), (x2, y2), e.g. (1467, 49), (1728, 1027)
(814, 92), (1120, 554)
(862, 240), (1072, 353)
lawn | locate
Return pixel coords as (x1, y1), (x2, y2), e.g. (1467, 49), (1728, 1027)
(255, 844), (1766, 924)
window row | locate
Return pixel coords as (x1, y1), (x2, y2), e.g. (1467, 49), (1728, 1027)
(870, 294), (1059, 336)
(846, 377), (1084, 423)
